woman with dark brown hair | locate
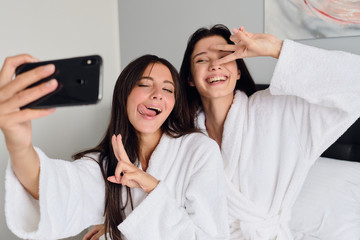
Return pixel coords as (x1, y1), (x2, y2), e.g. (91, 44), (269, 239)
(179, 24), (360, 239)
(1, 54), (229, 239)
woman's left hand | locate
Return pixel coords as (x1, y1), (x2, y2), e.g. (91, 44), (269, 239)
(107, 134), (159, 194)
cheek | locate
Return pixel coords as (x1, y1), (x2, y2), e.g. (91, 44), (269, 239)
(191, 67), (203, 84)
(126, 100), (134, 119)
(126, 91), (138, 116)
(224, 63), (240, 78)
(168, 96), (175, 110)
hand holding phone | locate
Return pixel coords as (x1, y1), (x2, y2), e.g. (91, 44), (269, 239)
(15, 55), (103, 109)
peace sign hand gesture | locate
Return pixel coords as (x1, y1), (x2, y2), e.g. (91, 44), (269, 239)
(107, 134), (159, 194)
(211, 26), (284, 66)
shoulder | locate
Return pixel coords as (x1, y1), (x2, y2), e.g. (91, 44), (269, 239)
(174, 133), (223, 169)
(179, 132), (218, 149)
(74, 152), (102, 168)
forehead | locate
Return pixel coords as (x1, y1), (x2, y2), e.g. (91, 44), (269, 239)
(192, 35), (228, 56)
(142, 63), (174, 82)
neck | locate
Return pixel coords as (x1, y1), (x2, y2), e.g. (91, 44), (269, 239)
(201, 93), (234, 147)
(138, 130), (162, 171)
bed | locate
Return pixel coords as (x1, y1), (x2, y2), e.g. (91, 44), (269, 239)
(256, 84), (360, 239)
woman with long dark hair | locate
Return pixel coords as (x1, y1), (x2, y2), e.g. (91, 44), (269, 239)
(1, 54), (229, 239)
(179, 24), (360, 239)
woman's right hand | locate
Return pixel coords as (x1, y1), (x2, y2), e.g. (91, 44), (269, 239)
(211, 26), (284, 66)
(0, 54), (57, 153)
(83, 224), (105, 240)
(0, 54), (58, 199)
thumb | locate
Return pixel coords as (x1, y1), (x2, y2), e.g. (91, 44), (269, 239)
(107, 176), (121, 184)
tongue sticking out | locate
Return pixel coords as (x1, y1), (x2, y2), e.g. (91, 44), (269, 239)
(138, 105), (157, 117)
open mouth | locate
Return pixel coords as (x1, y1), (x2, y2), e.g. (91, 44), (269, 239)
(147, 106), (162, 115)
(207, 76), (228, 83)
(138, 104), (162, 117)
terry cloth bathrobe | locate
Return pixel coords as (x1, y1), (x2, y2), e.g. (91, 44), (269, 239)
(5, 133), (230, 240)
(196, 40), (360, 240)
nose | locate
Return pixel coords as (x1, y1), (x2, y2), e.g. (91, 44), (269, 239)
(151, 87), (163, 100)
(209, 61), (222, 71)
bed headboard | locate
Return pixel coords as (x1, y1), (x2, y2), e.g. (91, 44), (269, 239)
(255, 84), (360, 162)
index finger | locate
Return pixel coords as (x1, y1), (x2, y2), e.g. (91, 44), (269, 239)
(112, 134), (131, 163)
(0, 64), (56, 102)
(210, 44), (237, 52)
(212, 53), (239, 66)
(0, 54), (39, 88)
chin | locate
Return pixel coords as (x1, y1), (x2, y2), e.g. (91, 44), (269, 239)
(135, 125), (162, 135)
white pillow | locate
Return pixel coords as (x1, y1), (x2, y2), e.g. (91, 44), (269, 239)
(290, 157), (360, 240)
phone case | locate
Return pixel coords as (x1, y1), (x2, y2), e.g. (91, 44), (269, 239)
(15, 55), (103, 109)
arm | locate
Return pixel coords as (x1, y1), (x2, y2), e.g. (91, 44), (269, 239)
(1, 55), (105, 239)
(6, 149), (106, 239)
(0, 54), (57, 199)
(269, 40), (360, 162)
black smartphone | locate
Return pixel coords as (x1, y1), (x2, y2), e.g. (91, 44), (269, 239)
(15, 55), (103, 109)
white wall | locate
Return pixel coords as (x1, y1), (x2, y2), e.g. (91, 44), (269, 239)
(0, 1), (120, 239)
(118, 0), (360, 83)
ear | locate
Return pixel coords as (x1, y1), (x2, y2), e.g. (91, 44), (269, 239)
(188, 77), (195, 87)
(236, 69), (241, 81)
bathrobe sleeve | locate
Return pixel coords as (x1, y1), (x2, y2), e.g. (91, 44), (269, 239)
(118, 138), (229, 240)
(5, 147), (105, 240)
(269, 40), (360, 163)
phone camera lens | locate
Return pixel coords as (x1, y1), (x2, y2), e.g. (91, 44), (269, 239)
(77, 79), (86, 85)
(82, 58), (97, 66)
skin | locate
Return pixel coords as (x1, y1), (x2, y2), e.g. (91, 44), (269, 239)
(83, 224), (105, 240)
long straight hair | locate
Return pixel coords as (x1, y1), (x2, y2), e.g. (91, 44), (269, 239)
(73, 55), (197, 240)
(179, 24), (256, 119)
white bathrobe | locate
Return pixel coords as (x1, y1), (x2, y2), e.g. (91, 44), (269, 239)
(196, 40), (360, 240)
(5, 133), (230, 240)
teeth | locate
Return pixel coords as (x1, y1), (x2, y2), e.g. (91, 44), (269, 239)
(208, 76), (227, 83)
(147, 107), (162, 115)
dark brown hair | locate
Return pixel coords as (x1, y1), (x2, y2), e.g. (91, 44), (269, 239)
(179, 24), (256, 118)
(73, 55), (196, 240)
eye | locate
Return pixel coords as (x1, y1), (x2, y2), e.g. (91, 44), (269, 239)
(163, 88), (174, 94)
(195, 59), (207, 63)
(138, 84), (148, 87)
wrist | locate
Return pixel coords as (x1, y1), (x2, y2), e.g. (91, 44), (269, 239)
(145, 179), (159, 194)
(7, 144), (34, 159)
(272, 39), (284, 59)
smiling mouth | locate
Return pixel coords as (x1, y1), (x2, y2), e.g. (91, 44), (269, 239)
(207, 76), (228, 83)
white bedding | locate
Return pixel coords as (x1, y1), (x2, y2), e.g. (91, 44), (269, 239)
(290, 157), (360, 240)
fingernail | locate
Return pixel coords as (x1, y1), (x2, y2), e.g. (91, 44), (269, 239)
(46, 79), (57, 88)
(233, 28), (239, 33)
(43, 64), (55, 72)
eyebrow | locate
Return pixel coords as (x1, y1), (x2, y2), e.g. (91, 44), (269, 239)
(140, 76), (175, 87)
(192, 51), (206, 60)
